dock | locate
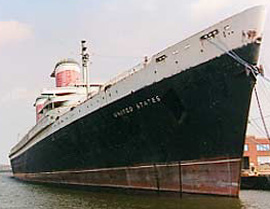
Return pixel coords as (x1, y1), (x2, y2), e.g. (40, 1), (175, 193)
(0, 165), (12, 173)
(241, 175), (270, 190)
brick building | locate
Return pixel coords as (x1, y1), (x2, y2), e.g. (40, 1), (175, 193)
(243, 136), (270, 175)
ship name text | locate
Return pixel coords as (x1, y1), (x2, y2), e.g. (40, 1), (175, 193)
(113, 95), (161, 118)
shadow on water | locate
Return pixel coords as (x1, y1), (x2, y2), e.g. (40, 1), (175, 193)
(0, 172), (265, 209)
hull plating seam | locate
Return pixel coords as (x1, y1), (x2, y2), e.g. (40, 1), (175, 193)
(14, 158), (241, 197)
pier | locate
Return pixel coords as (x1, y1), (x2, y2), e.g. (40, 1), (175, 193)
(0, 165), (11, 173)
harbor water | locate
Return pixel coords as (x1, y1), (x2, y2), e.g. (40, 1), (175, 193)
(0, 172), (269, 209)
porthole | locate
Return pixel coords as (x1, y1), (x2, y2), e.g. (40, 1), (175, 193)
(172, 50), (179, 55)
(224, 25), (231, 31)
(184, 44), (190, 50)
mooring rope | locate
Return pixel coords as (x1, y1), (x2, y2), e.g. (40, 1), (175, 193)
(207, 38), (270, 140)
(254, 87), (270, 140)
(207, 39), (259, 78)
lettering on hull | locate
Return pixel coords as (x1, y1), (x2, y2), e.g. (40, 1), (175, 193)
(113, 96), (161, 118)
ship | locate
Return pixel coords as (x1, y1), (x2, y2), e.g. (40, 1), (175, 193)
(9, 6), (266, 197)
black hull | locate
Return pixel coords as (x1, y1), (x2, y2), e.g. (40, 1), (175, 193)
(11, 43), (260, 196)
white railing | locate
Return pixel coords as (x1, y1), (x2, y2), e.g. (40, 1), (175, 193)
(10, 60), (150, 156)
(102, 62), (146, 90)
(10, 114), (54, 156)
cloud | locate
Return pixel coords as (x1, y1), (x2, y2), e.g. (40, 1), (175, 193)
(0, 21), (33, 47)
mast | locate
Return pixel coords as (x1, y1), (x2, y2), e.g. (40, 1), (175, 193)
(81, 40), (90, 98)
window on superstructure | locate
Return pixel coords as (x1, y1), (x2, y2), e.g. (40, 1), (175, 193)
(244, 144), (248, 151)
(56, 92), (74, 96)
(54, 101), (64, 108)
(41, 93), (54, 96)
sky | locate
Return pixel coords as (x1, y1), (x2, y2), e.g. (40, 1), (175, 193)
(1, 0), (270, 165)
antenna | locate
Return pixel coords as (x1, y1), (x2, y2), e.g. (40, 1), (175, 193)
(81, 40), (90, 98)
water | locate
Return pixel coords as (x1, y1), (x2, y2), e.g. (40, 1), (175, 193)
(0, 172), (269, 209)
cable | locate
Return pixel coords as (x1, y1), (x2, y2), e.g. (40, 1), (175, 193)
(254, 87), (270, 140)
(207, 39), (258, 78)
(249, 119), (268, 136)
(250, 114), (270, 121)
(207, 38), (270, 141)
(260, 74), (270, 84)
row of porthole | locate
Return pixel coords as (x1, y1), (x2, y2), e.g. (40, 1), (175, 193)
(156, 43), (186, 66)
(53, 67), (164, 128)
(223, 30), (234, 38)
(52, 86), (130, 128)
(162, 28), (234, 66)
(153, 59), (180, 74)
(54, 114), (72, 127)
(82, 90), (118, 110)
